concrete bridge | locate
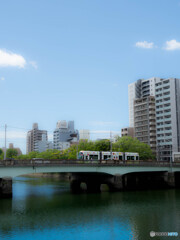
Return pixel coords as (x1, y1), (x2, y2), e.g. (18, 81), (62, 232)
(0, 159), (180, 197)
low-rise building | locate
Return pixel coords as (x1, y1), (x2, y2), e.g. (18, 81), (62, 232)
(121, 127), (134, 138)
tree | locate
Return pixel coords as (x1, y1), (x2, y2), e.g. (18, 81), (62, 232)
(112, 136), (155, 160)
(0, 148), (3, 155)
(6, 149), (18, 158)
(94, 139), (110, 151)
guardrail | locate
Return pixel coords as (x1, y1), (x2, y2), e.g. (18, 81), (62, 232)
(0, 159), (180, 167)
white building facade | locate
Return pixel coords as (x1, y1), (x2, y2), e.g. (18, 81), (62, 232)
(53, 120), (79, 150)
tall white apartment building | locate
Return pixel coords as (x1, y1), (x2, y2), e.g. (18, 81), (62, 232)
(155, 78), (180, 161)
(128, 77), (180, 161)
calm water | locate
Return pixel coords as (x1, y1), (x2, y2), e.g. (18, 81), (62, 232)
(0, 176), (180, 240)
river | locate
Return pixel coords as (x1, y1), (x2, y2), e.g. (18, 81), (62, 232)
(0, 176), (179, 240)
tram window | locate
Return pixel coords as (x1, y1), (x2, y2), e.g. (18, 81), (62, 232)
(89, 155), (98, 160)
(127, 156), (130, 160)
(119, 156), (122, 160)
(86, 156), (88, 160)
(131, 156), (134, 160)
(104, 155), (108, 160)
(136, 156), (139, 160)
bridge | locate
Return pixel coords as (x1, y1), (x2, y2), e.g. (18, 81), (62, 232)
(0, 159), (180, 197)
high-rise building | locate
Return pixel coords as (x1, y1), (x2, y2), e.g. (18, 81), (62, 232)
(129, 77), (180, 161)
(155, 78), (180, 161)
(134, 96), (156, 154)
(26, 123), (48, 153)
(128, 77), (159, 127)
(53, 120), (79, 150)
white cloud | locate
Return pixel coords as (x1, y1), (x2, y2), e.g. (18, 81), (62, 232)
(164, 39), (180, 51)
(0, 49), (26, 68)
(29, 61), (38, 69)
(135, 41), (154, 49)
(0, 77), (5, 81)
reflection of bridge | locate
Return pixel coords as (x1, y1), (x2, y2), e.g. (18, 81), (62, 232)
(1, 159), (180, 197)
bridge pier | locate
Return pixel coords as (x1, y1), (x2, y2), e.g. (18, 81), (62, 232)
(86, 181), (101, 193)
(0, 177), (12, 198)
(107, 175), (124, 192)
(70, 180), (82, 193)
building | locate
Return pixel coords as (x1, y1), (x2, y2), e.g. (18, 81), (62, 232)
(79, 129), (90, 141)
(129, 77), (180, 161)
(155, 78), (180, 161)
(121, 127), (134, 138)
(128, 77), (159, 127)
(35, 134), (53, 153)
(134, 96), (156, 154)
(26, 123), (48, 153)
(53, 120), (79, 150)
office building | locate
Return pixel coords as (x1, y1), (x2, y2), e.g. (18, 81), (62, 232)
(35, 134), (53, 153)
(53, 120), (79, 150)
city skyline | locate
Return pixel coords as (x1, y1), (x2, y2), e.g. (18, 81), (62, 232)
(1, 0), (180, 152)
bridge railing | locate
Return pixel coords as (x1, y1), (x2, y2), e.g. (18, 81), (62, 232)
(0, 159), (180, 167)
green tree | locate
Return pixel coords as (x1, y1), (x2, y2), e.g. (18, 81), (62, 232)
(112, 136), (155, 160)
(6, 149), (18, 158)
(0, 148), (3, 155)
(0, 148), (3, 160)
(94, 139), (110, 151)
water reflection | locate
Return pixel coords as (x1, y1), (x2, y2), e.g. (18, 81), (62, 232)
(0, 176), (179, 240)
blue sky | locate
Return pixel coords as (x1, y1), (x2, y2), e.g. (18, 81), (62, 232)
(1, 0), (180, 153)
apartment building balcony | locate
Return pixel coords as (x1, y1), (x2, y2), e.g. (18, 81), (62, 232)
(163, 90), (170, 95)
(149, 115), (156, 120)
(135, 116), (148, 121)
(150, 144), (156, 148)
(134, 111), (147, 116)
(149, 132), (156, 136)
(155, 95), (163, 100)
(162, 82), (170, 88)
(156, 102), (164, 107)
(156, 118), (165, 123)
(135, 123), (148, 128)
(135, 128), (149, 133)
(149, 127), (156, 131)
(163, 99), (171, 104)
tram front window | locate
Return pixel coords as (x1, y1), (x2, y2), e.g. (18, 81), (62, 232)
(78, 153), (83, 160)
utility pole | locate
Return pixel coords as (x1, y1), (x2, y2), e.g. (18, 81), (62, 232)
(110, 131), (112, 160)
(4, 124), (7, 160)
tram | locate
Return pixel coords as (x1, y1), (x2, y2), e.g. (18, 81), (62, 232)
(78, 151), (139, 161)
